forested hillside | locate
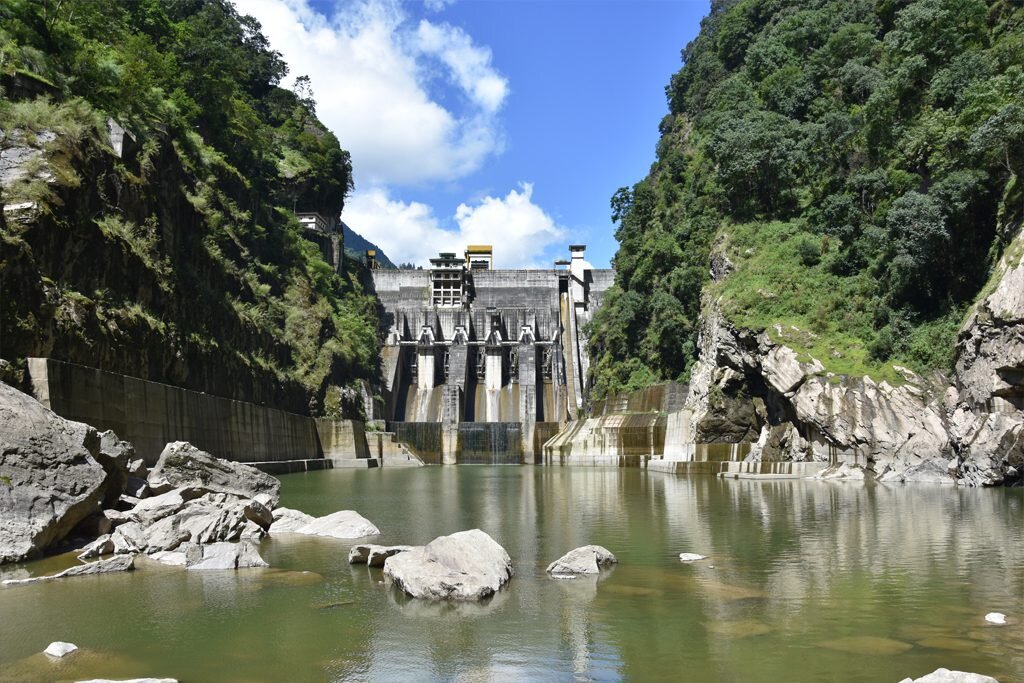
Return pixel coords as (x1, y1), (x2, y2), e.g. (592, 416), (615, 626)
(0, 0), (378, 415)
(589, 0), (1024, 396)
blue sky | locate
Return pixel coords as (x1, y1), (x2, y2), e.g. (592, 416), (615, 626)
(233, 0), (709, 268)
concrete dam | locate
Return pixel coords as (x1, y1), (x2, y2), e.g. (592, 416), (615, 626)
(372, 245), (613, 464)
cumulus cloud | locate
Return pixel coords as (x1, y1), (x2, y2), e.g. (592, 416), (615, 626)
(344, 184), (566, 268)
(231, 0), (507, 187)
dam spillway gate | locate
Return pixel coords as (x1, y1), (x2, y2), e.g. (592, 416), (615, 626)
(371, 245), (613, 464)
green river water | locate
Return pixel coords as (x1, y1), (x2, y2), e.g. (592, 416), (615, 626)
(1, 466), (1022, 682)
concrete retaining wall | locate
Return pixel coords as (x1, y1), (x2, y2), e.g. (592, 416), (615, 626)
(27, 358), (345, 466)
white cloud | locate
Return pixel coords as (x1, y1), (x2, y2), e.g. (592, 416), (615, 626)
(231, 0), (507, 187)
(344, 184), (566, 268)
(423, 0), (456, 11)
(416, 21), (507, 113)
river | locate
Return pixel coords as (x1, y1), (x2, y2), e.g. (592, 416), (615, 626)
(1, 466), (1022, 682)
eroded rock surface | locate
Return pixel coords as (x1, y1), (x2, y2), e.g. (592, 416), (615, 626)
(148, 442), (280, 506)
(383, 529), (513, 601)
(349, 544), (413, 567)
(0, 382), (109, 564)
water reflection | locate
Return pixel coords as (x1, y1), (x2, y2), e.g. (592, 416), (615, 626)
(0, 468), (1021, 682)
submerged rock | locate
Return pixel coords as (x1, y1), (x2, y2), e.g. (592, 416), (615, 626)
(546, 545), (617, 575)
(0, 382), (109, 564)
(147, 442), (280, 506)
(270, 508), (379, 539)
(43, 641), (78, 658)
(185, 541), (267, 570)
(349, 544), (413, 566)
(679, 553), (708, 562)
(3, 555), (136, 586)
(384, 529), (513, 601)
(897, 669), (999, 683)
(817, 635), (913, 656)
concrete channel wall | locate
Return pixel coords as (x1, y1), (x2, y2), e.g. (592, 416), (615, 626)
(27, 358), (370, 468)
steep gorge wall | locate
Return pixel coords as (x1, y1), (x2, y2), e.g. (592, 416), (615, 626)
(682, 231), (1024, 486)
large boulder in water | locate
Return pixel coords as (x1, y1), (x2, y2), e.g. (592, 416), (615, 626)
(148, 442), (280, 506)
(383, 529), (513, 601)
(269, 508), (379, 538)
(0, 382), (109, 564)
(546, 545), (617, 576)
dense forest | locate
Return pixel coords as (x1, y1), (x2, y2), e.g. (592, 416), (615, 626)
(589, 0), (1024, 396)
(0, 0), (378, 415)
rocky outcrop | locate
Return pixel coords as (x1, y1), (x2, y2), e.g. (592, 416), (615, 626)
(0, 382), (112, 563)
(546, 545), (617, 576)
(148, 442), (280, 506)
(684, 305), (955, 482)
(682, 239), (1024, 486)
(955, 236), (1024, 411)
(383, 529), (513, 601)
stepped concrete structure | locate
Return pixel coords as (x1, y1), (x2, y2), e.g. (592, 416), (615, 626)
(371, 245), (613, 463)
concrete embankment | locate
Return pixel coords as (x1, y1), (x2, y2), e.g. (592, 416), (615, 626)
(26, 358), (378, 470)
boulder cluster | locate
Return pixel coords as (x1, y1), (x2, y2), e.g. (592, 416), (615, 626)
(0, 381), (378, 576)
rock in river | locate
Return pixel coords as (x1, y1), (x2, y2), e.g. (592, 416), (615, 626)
(0, 382), (109, 564)
(270, 508), (380, 539)
(384, 529), (513, 601)
(2, 554), (136, 586)
(147, 441), (280, 506)
(186, 541), (268, 570)
(679, 553), (708, 562)
(348, 544), (413, 566)
(897, 669), (999, 683)
(546, 545), (617, 576)
(43, 641), (78, 657)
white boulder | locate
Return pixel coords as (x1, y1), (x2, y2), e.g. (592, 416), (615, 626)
(384, 529), (513, 601)
(44, 641), (78, 657)
(546, 545), (617, 575)
(679, 553), (708, 562)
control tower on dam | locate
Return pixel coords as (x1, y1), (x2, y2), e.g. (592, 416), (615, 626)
(371, 244), (613, 464)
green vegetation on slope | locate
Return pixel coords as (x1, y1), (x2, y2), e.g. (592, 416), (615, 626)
(589, 0), (1024, 396)
(0, 0), (378, 415)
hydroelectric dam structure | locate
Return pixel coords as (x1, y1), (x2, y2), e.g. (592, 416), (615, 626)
(371, 245), (613, 464)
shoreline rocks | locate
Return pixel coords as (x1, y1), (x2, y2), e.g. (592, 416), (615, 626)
(546, 545), (617, 576)
(384, 529), (513, 601)
(1, 382), (114, 564)
(148, 442), (281, 506)
(3, 555), (136, 586)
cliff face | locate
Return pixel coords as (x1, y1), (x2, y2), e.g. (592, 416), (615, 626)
(0, 106), (377, 416)
(684, 231), (1024, 486)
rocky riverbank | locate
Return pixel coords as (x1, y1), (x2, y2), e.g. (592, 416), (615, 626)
(675, 230), (1024, 487)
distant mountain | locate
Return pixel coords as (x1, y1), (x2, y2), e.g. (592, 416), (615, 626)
(342, 222), (396, 269)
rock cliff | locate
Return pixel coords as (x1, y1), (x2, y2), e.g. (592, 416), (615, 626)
(683, 230), (1024, 486)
